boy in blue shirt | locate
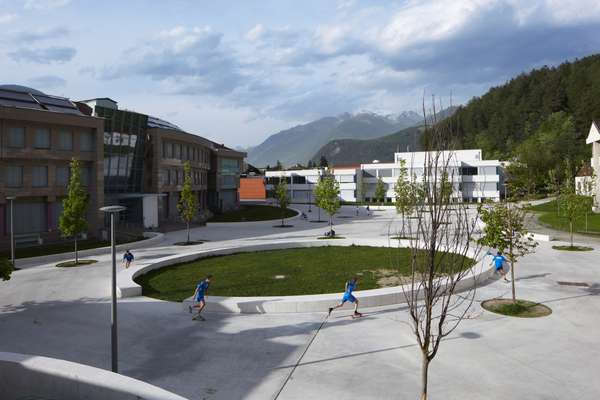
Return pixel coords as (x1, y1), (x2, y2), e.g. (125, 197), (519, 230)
(189, 275), (212, 320)
(122, 250), (134, 269)
(490, 251), (510, 282)
(328, 277), (362, 318)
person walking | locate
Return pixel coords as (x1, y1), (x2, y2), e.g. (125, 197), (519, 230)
(328, 277), (362, 318)
(490, 251), (510, 282)
(122, 250), (134, 269)
(189, 275), (213, 321)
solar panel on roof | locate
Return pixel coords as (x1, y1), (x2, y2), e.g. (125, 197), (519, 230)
(0, 89), (36, 102)
(0, 98), (44, 110)
(33, 94), (76, 108)
(44, 105), (83, 114)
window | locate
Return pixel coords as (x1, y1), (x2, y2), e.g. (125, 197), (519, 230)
(58, 129), (73, 150)
(165, 142), (173, 158)
(5, 165), (23, 187)
(378, 169), (393, 177)
(34, 128), (50, 149)
(56, 166), (70, 186)
(80, 166), (91, 186)
(363, 169), (377, 177)
(461, 167), (478, 176)
(7, 127), (25, 148)
(292, 175), (306, 184)
(174, 143), (181, 160)
(32, 166), (48, 187)
(80, 130), (94, 151)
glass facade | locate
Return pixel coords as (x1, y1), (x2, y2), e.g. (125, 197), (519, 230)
(96, 106), (147, 194)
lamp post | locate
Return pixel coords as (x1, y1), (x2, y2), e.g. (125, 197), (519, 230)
(6, 196), (15, 268)
(99, 205), (126, 373)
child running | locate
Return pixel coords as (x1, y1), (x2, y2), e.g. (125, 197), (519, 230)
(122, 250), (134, 269)
(490, 251), (510, 282)
(328, 277), (362, 318)
(189, 275), (213, 321)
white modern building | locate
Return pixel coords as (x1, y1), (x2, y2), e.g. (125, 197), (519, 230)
(586, 121), (600, 211)
(265, 149), (504, 203)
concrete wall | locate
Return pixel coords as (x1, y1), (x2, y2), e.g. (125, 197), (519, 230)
(0, 351), (188, 400)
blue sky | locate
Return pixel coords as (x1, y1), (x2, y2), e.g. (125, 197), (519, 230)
(2, 0), (600, 147)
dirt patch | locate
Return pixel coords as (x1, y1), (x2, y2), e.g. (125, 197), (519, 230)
(372, 269), (411, 287)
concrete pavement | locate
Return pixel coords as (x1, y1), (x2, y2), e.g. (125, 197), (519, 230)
(1, 204), (599, 399)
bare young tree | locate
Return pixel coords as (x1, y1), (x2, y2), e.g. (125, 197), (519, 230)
(401, 102), (482, 400)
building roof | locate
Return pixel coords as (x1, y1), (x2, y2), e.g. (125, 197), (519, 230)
(0, 84), (84, 116)
(587, 120), (600, 144)
(147, 115), (183, 132)
(78, 97), (119, 104)
(576, 163), (594, 177)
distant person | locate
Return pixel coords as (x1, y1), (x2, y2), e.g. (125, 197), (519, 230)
(355, 206), (359, 216)
(490, 251), (510, 282)
(189, 275), (213, 321)
(366, 205), (371, 216)
(301, 211), (308, 220)
(122, 250), (134, 269)
(328, 277), (362, 318)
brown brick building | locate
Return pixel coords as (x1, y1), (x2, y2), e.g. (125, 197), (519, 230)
(0, 85), (104, 246)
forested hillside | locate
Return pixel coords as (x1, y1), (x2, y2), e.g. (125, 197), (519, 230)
(447, 54), (600, 158)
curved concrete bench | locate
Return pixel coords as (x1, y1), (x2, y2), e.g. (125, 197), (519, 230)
(122, 239), (495, 313)
(0, 351), (188, 400)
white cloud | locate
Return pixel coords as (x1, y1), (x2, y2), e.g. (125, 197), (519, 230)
(245, 24), (265, 42)
(0, 13), (17, 24)
(23, 0), (71, 10)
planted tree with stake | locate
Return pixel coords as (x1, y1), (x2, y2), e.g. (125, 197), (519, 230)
(375, 177), (386, 209)
(393, 158), (415, 237)
(558, 186), (587, 247)
(177, 161), (198, 244)
(403, 103), (483, 400)
(275, 177), (289, 227)
(59, 158), (89, 265)
(314, 174), (340, 236)
(478, 202), (538, 301)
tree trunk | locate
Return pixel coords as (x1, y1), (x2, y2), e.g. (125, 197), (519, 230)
(318, 207), (321, 222)
(570, 220), (573, 248)
(329, 215), (333, 236)
(187, 221), (190, 244)
(420, 353), (429, 400)
(510, 246), (516, 303)
(74, 237), (78, 264)
(586, 213), (588, 232)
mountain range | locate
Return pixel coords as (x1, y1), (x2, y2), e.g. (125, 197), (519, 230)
(247, 111), (422, 167)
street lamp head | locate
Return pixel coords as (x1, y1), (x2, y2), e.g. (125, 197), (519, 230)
(100, 205), (127, 213)
(6, 196), (16, 200)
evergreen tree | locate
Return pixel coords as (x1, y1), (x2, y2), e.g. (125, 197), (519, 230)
(314, 175), (340, 236)
(177, 161), (198, 244)
(319, 155), (328, 168)
(59, 158), (89, 264)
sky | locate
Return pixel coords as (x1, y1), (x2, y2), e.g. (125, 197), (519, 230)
(1, 0), (600, 148)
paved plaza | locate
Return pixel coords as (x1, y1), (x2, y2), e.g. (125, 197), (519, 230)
(1, 204), (599, 399)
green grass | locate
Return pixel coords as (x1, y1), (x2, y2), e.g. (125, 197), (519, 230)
(482, 299), (552, 318)
(529, 199), (600, 235)
(55, 259), (98, 268)
(135, 246), (473, 301)
(0, 236), (145, 260)
(208, 205), (297, 222)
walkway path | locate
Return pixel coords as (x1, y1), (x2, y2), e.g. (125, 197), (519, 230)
(1, 204), (599, 399)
